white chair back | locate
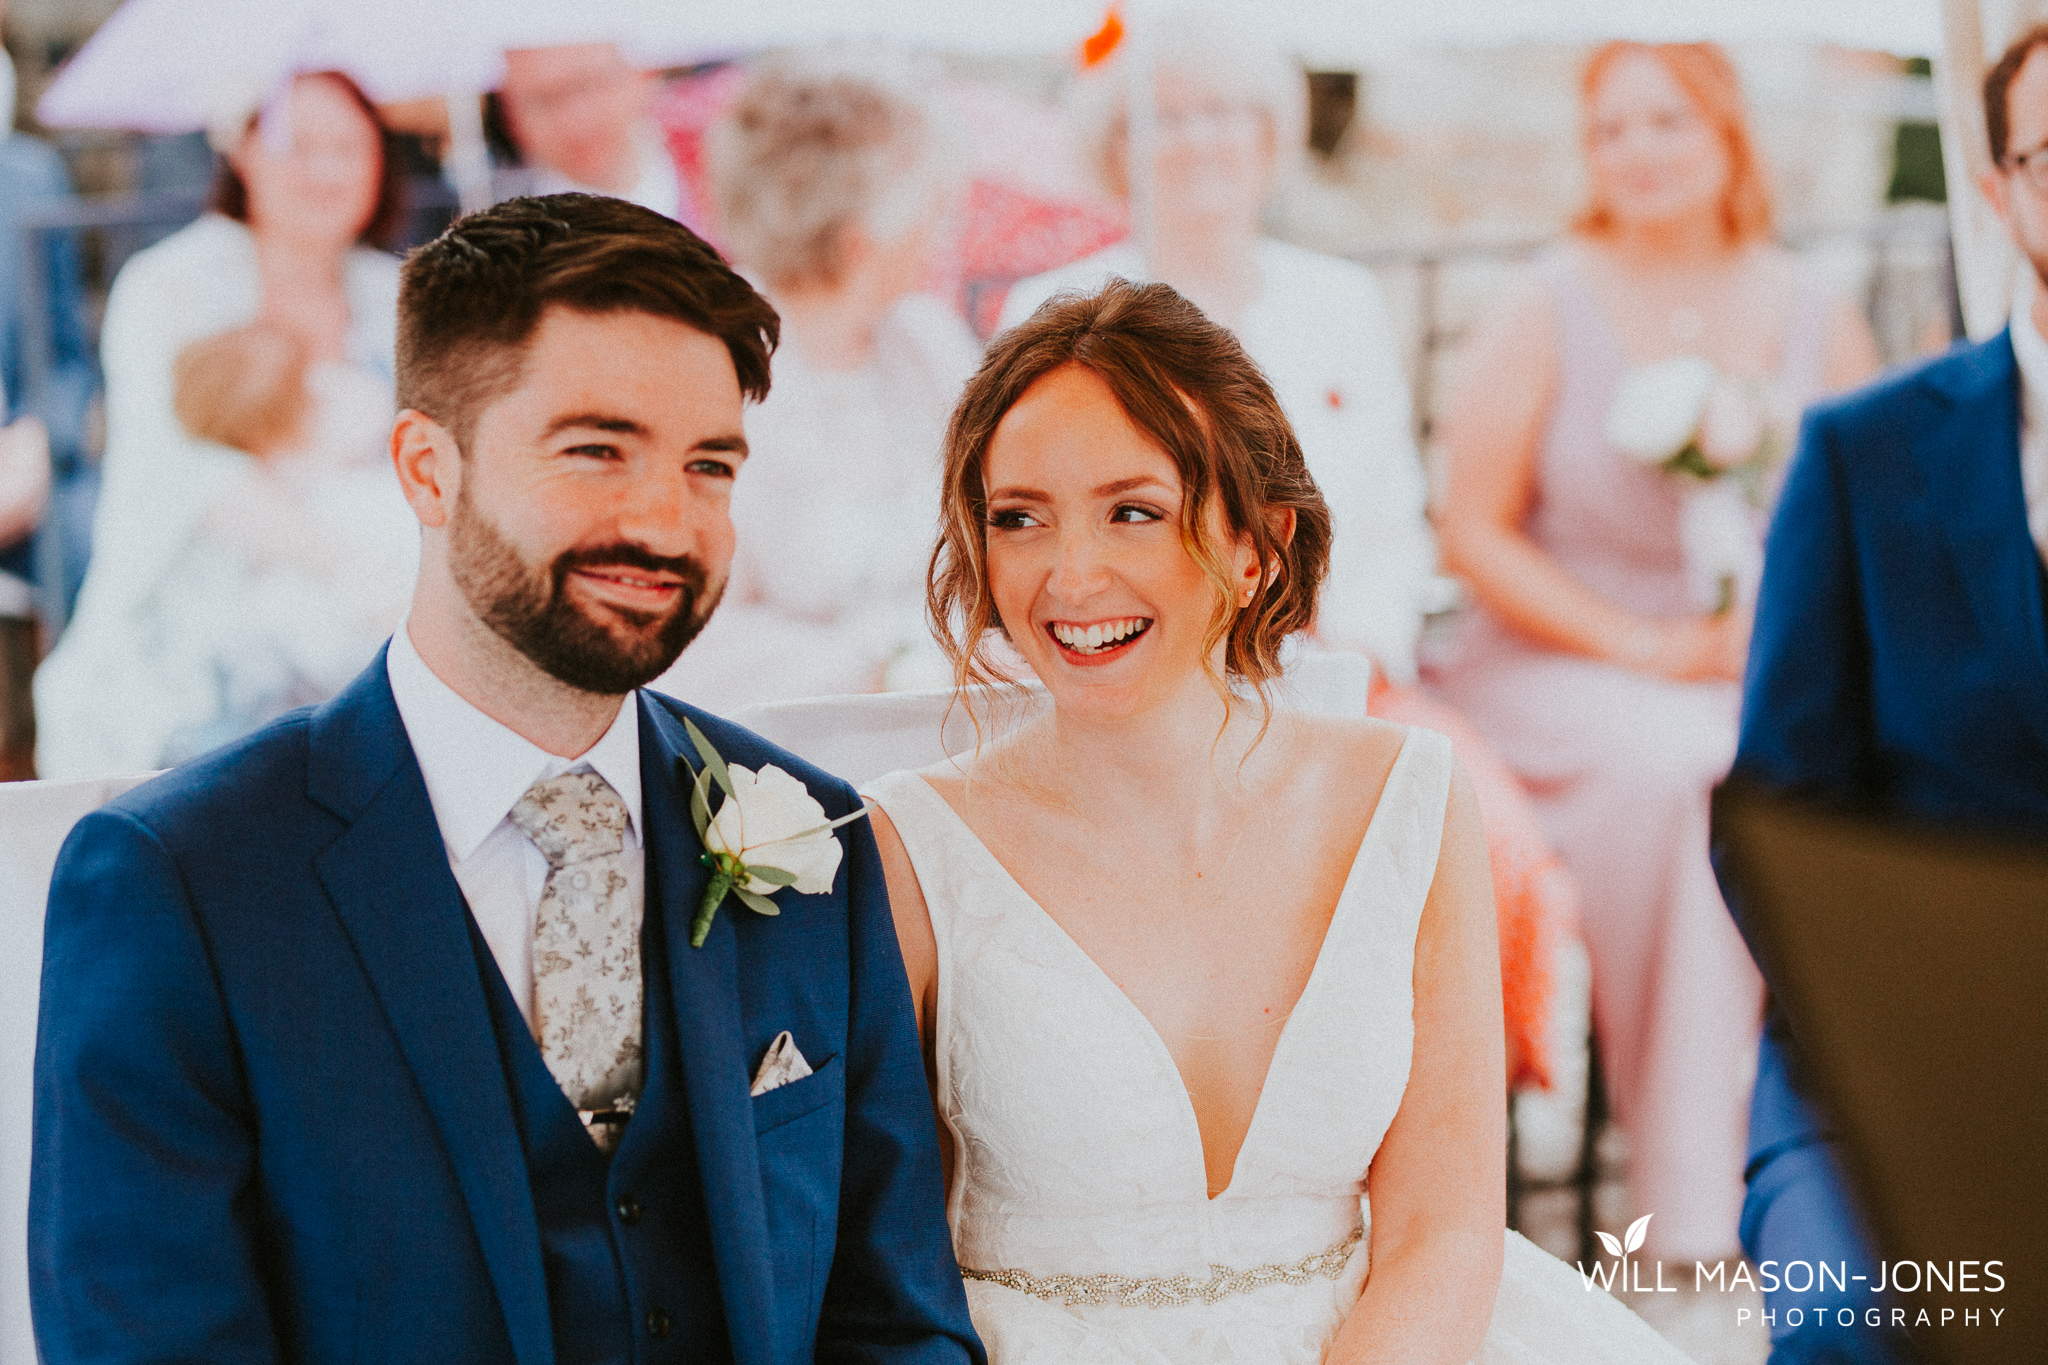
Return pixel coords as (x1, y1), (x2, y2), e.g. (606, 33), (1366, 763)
(0, 773), (157, 1365)
(732, 648), (1372, 788)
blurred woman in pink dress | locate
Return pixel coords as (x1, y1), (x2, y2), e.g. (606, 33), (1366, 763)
(1432, 42), (1880, 1260)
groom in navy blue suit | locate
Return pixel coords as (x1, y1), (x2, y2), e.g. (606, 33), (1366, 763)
(1720, 28), (2048, 1365)
(30, 194), (983, 1365)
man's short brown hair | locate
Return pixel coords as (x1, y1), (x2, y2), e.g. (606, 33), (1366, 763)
(1985, 25), (2048, 165)
(397, 193), (779, 449)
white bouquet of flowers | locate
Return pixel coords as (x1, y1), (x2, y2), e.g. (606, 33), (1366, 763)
(1605, 355), (1792, 614)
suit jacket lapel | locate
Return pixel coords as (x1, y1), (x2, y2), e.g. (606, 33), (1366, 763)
(307, 659), (555, 1365)
(638, 693), (778, 1363)
(1919, 337), (2048, 746)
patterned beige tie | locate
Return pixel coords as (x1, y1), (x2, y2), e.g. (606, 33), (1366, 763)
(509, 771), (644, 1148)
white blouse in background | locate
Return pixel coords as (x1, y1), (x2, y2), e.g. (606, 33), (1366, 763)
(999, 238), (1440, 685)
(652, 292), (980, 712)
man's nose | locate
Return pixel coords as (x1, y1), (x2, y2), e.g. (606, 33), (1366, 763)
(614, 467), (713, 556)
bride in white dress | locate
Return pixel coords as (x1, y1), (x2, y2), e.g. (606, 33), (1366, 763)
(860, 281), (1689, 1363)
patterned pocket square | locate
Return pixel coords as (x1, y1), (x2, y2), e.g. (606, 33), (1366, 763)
(750, 1030), (814, 1096)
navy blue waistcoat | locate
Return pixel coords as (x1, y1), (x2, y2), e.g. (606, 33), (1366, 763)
(468, 899), (725, 1363)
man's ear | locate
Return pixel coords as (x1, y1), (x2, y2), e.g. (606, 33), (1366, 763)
(1982, 166), (2015, 234)
(393, 409), (458, 530)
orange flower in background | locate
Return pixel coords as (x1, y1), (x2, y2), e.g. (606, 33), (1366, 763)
(1081, 6), (1124, 68)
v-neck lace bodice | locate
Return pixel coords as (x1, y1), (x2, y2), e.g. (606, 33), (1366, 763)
(867, 728), (1446, 1309)
(868, 724), (1696, 1365)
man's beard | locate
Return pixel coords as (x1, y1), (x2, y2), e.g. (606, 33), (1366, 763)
(448, 486), (722, 695)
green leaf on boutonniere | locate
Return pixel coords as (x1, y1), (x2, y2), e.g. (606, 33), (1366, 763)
(732, 886), (782, 916)
(683, 717), (737, 799)
(747, 864), (799, 886)
(688, 762), (714, 842)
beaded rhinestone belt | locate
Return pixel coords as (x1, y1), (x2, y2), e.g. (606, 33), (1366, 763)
(960, 1224), (1363, 1309)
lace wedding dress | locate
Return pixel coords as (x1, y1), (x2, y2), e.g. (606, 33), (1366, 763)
(865, 729), (1689, 1364)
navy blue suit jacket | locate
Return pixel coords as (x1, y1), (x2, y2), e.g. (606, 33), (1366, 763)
(1725, 330), (2048, 1160)
(30, 654), (982, 1365)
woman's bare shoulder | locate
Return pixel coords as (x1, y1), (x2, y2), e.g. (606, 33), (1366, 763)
(909, 751), (984, 806)
(1282, 712), (1414, 798)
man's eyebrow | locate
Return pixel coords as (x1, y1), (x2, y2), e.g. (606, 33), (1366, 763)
(695, 434), (749, 457)
(541, 412), (648, 440)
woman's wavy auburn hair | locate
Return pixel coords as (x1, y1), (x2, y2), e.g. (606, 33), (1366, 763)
(929, 278), (1331, 704)
(1574, 41), (1773, 248)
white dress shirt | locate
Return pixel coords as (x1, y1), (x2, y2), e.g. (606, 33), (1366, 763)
(2007, 275), (2048, 569)
(385, 623), (644, 1027)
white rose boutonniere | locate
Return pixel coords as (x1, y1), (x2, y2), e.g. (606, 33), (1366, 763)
(682, 718), (871, 947)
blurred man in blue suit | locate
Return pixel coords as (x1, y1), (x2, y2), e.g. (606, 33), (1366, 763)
(1720, 26), (2048, 1365)
(31, 194), (983, 1365)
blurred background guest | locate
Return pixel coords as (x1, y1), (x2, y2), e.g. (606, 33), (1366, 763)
(1433, 40), (1881, 1261)
(653, 46), (977, 710)
(492, 41), (707, 234)
(999, 18), (1576, 1090)
(0, 36), (95, 779)
(1001, 19), (1438, 685)
(33, 71), (407, 780)
(155, 322), (412, 757)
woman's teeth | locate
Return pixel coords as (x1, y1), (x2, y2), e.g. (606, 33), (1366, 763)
(1050, 617), (1151, 654)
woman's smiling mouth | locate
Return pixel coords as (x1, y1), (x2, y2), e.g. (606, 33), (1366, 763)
(1047, 616), (1153, 659)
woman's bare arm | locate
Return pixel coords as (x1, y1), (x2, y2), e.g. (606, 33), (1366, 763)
(871, 806), (936, 1038)
(1327, 763), (1505, 1364)
(0, 417), (51, 547)
(1437, 267), (1742, 681)
(870, 804), (954, 1194)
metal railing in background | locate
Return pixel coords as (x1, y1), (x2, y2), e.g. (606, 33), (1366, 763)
(12, 186), (206, 416)
(16, 188), (206, 631)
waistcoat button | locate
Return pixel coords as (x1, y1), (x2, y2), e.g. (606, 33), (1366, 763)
(615, 1195), (642, 1225)
(646, 1308), (671, 1338)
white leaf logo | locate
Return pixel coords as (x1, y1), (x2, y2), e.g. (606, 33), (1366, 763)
(1624, 1214), (1652, 1254)
(1594, 1230), (1623, 1258)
